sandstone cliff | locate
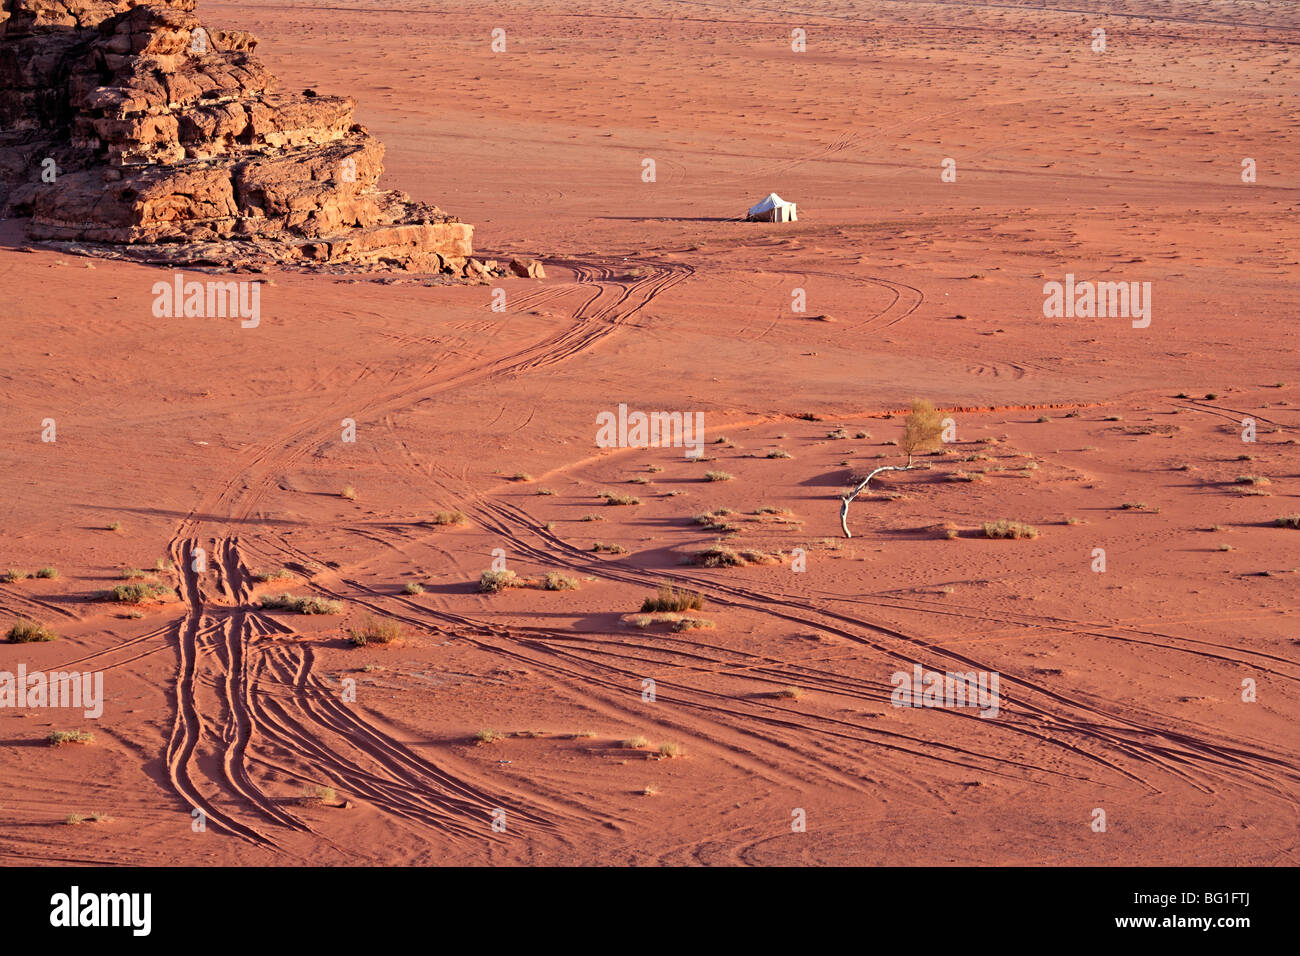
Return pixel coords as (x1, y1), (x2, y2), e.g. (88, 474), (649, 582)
(0, 0), (490, 275)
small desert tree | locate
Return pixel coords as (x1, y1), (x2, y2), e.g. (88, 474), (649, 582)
(840, 399), (944, 538)
(899, 398), (944, 466)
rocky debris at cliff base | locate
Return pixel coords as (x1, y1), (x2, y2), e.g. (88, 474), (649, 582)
(509, 258), (546, 279)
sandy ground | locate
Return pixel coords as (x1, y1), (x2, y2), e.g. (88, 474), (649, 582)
(1, 0), (1297, 866)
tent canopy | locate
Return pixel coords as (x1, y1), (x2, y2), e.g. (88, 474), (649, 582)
(746, 192), (797, 222)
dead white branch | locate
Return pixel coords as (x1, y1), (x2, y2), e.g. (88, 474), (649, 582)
(839, 465), (915, 538)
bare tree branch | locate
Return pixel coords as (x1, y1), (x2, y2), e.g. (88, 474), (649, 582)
(839, 464), (915, 538)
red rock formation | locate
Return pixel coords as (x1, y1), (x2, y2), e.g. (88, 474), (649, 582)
(0, 0), (490, 274)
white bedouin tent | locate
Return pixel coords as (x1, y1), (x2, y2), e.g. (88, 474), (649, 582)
(746, 192), (797, 222)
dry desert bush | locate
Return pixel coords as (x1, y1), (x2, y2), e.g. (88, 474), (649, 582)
(982, 520), (1039, 540)
(641, 583), (705, 613)
(7, 617), (57, 643)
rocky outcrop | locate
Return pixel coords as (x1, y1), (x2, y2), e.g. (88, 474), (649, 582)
(0, 0), (498, 275)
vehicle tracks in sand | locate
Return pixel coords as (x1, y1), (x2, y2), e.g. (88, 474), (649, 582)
(152, 258), (693, 850)
(380, 484), (1300, 810)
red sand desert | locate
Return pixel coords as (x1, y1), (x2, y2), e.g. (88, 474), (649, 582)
(1, 0), (1298, 867)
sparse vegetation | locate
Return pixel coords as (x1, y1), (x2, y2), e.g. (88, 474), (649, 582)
(475, 729), (503, 745)
(689, 545), (779, 568)
(619, 736), (650, 749)
(600, 492), (640, 506)
(591, 542), (629, 554)
(543, 572), (579, 591)
(982, 520), (1039, 540)
(253, 568), (295, 583)
(704, 471), (734, 482)
(2, 569), (28, 583)
(694, 512), (738, 533)
(766, 448), (792, 459)
(102, 580), (174, 604)
(347, 615), (403, 647)
(48, 730), (93, 746)
(7, 617), (57, 643)
(673, 617), (715, 632)
(260, 593), (342, 614)
(402, 581), (425, 595)
(641, 583), (705, 613)
(301, 785), (337, 805)
(35, 567), (58, 579)
(478, 569), (522, 593)
(432, 510), (467, 526)
(775, 687), (804, 699)
(690, 545), (744, 567)
(65, 811), (111, 825)
(1236, 475), (1270, 486)
(1275, 515), (1300, 529)
(341, 485), (357, 501)
(658, 742), (682, 757)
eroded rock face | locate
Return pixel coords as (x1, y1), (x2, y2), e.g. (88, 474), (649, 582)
(0, 0), (487, 274)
